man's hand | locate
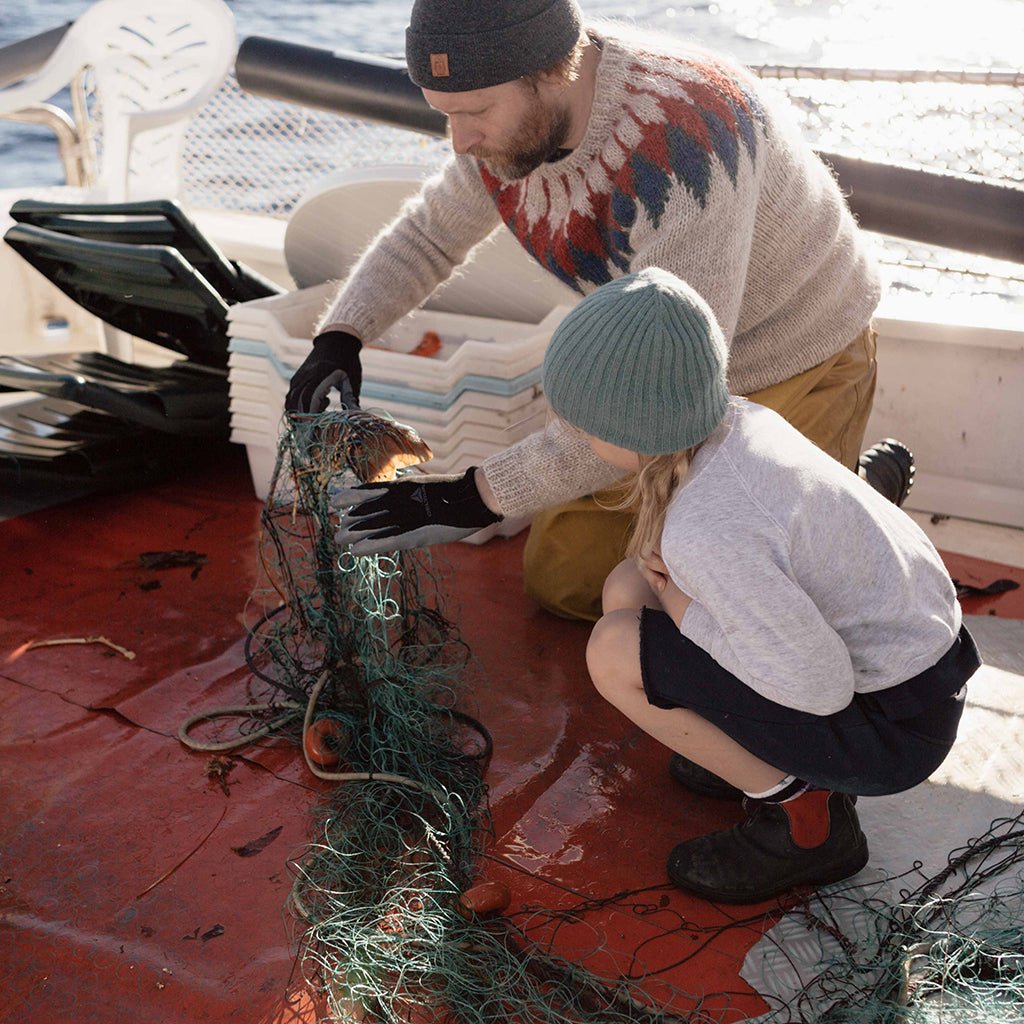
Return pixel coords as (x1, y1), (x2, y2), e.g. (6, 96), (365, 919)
(332, 468), (502, 555)
(285, 330), (363, 413)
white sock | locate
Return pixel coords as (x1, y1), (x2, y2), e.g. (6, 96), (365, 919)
(743, 774), (810, 802)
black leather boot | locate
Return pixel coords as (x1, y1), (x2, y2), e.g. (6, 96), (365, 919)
(668, 753), (743, 799)
(667, 790), (869, 903)
(859, 438), (915, 507)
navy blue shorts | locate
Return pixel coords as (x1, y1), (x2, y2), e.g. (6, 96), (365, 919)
(639, 610), (980, 796)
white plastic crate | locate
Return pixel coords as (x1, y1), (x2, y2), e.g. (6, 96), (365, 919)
(228, 346), (548, 448)
(228, 290), (564, 506)
(230, 335), (548, 405)
(226, 166), (581, 538)
(369, 385), (546, 428)
(231, 282), (568, 384)
(228, 341), (553, 510)
(231, 404), (544, 499)
(231, 399), (546, 453)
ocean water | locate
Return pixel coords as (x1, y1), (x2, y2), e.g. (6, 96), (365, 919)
(0, 0), (1021, 189)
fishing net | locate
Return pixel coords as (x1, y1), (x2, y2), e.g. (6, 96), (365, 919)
(182, 403), (1024, 1023)
(747, 812), (1024, 1023)
(230, 406), (722, 1024)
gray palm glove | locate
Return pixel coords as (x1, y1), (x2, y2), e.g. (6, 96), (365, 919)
(333, 467), (502, 555)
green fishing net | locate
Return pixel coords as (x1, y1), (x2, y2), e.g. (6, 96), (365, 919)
(768, 815), (1024, 1023)
(192, 405), (1024, 1024)
(243, 409), (722, 1023)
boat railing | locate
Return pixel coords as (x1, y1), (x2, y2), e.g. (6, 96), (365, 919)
(0, 105), (88, 187)
(2, 26), (1023, 283)
(226, 40), (1023, 269)
(223, 39), (1024, 271)
(749, 64), (1024, 87)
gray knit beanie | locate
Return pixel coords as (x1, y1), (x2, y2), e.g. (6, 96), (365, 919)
(406, 0), (583, 92)
(543, 269), (730, 455)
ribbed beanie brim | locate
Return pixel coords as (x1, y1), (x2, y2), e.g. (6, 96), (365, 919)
(543, 270), (729, 455)
(406, 0), (583, 92)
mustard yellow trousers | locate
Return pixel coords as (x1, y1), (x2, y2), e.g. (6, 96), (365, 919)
(522, 326), (879, 621)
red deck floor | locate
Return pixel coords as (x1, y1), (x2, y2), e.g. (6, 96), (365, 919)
(2, 449), (1022, 1023)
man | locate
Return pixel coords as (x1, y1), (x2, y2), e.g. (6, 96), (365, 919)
(286, 0), (912, 621)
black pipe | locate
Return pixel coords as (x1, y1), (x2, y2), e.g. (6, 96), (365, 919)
(821, 152), (1024, 264)
(0, 23), (72, 91)
(236, 36), (447, 137)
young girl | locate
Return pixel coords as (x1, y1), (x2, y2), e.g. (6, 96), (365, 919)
(335, 267), (980, 903)
(539, 268), (980, 902)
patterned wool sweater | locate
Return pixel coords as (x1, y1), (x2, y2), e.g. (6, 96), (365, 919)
(319, 35), (881, 518)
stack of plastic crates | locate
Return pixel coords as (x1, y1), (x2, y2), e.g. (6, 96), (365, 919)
(227, 279), (571, 535)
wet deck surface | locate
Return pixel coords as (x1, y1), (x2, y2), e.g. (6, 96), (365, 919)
(2, 449), (1022, 1023)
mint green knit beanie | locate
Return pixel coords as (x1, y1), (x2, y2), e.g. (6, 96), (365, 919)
(542, 269), (729, 454)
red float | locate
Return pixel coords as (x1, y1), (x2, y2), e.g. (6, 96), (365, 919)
(304, 718), (345, 768)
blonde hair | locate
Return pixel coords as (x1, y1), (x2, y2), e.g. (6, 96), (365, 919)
(558, 412), (699, 561)
(617, 448), (698, 562)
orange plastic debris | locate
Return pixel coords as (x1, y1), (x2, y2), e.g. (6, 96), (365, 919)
(456, 880), (512, 919)
(409, 330), (443, 357)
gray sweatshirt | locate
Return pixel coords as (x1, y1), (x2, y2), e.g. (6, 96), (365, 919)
(662, 399), (961, 715)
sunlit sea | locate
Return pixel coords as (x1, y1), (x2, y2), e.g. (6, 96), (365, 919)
(1, 0), (1022, 190)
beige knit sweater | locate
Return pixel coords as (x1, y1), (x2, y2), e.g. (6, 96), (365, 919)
(318, 36), (881, 519)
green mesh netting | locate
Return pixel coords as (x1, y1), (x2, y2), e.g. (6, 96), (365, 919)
(763, 815), (1024, 1023)
(184, 406), (1024, 1023)
(244, 410), (720, 1023)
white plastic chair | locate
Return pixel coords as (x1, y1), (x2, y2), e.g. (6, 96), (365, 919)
(0, 0), (236, 204)
(0, 0), (235, 359)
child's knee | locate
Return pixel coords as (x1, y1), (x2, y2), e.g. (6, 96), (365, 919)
(601, 558), (645, 614)
(586, 608), (642, 695)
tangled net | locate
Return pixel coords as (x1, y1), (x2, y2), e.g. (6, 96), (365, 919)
(183, 403), (1024, 1023)
(238, 408), (715, 1024)
(756, 813), (1024, 1024)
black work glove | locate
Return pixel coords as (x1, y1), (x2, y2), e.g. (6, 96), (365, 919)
(332, 468), (502, 555)
(285, 330), (363, 413)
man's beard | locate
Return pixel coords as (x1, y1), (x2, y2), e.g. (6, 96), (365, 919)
(475, 100), (573, 180)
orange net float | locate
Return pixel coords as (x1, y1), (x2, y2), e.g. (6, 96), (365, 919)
(456, 880), (512, 920)
(303, 718), (346, 768)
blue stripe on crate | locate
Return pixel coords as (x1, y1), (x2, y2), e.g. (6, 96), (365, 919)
(229, 337), (543, 409)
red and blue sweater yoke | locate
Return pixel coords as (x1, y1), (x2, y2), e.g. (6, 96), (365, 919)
(479, 47), (768, 293)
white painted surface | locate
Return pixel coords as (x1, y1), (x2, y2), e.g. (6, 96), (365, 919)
(867, 310), (1024, 530)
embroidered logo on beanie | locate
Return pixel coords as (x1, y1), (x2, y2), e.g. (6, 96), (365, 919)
(542, 269), (730, 455)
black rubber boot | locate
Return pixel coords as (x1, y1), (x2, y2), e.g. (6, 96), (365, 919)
(668, 753), (743, 799)
(667, 790), (869, 903)
(859, 438), (916, 507)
